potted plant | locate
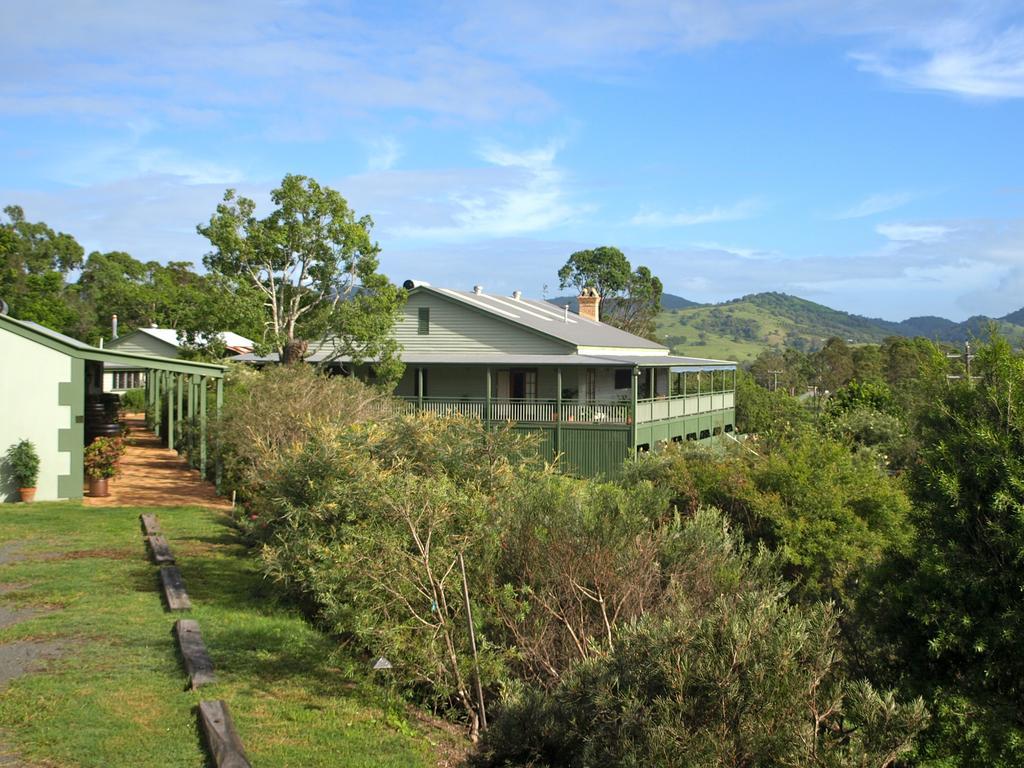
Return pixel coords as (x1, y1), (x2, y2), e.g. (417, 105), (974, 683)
(5, 439), (40, 503)
(84, 436), (126, 497)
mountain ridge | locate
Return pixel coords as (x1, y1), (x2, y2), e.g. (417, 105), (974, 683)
(653, 291), (1024, 363)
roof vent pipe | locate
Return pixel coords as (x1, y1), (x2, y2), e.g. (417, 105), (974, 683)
(512, 290), (522, 300)
(473, 285), (483, 295)
(111, 313), (119, 340)
(563, 304), (569, 322)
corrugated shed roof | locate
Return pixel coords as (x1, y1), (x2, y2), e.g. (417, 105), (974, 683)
(423, 286), (667, 351)
(0, 314), (226, 375)
(131, 328), (254, 349)
(21, 320), (93, 350)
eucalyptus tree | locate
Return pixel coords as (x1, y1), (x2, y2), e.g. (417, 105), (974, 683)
(198, 174), (404, 378)
(0, 205), (83, 330)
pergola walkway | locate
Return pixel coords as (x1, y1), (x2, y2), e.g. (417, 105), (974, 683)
(83, 416), (231, 510)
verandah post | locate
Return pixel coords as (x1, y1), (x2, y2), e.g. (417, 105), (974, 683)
(485, 367), (492, 424)
(215, 377), (224, 493)
(145, 371), (153, 428)
(188, 374), (197, 467)
(166, 371), (175, 451)
(630, 366), (638, 455)
(417, 367), (424, 411)
(154, 371), (162, 434)
(176, 372), (184, 444)
(199, 375), (208, 480)
(555, 367), (562, 458)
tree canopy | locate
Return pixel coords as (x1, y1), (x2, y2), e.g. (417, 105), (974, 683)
(557, 246), (663, 339)
(198, 174), (404, 373)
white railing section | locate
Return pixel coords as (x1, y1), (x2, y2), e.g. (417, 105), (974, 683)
(398, 392), (734, 425)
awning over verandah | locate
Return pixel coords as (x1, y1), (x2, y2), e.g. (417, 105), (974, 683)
(0, 313), (226, 499)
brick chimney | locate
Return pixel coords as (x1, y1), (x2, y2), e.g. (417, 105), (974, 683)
(577, 286), (601, 322)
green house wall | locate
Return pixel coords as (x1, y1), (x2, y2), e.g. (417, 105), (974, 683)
(106, 331), (179, 358)
(395, 292), (572, 355)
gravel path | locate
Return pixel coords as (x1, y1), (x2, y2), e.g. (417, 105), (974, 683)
(83, 416), (231, 510)
(0, 548), (59, 767)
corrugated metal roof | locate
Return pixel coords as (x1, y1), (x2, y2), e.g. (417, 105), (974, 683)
(424, 286), (667, 351)
(21, 321), (93, 350)
(0, 314), (226, 375)
(602, 353), (736, 369)
(129, 328), (254, 349)
(234, 350), (736, 370)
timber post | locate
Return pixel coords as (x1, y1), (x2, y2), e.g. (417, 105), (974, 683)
(214, 377), (224, 492)
(199, 375), (208, 479)
(555, 367), (562, 458)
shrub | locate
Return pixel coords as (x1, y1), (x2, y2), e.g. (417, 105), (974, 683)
(120, 387), (146, 412)
(626, 429), (913, 606)
(84, 436), (125, 479)
(485, 473), (674, 686)
(211, 364), (392, 499)
(5, 439), (40, 487)
(471, 512), (928, 768)
(250, 412), (542, 738)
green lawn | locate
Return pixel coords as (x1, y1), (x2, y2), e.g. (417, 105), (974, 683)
(0, 502), (459, 767)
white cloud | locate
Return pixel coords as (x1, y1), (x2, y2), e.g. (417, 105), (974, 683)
(832, 191), (914, 219)
(852, 21), (1024, 99)
(51, 123), (244, 187)
(630, 199), (762, 227)
(391, 140), (587, 240)
(876, 223), (954, 242)
(365, 137), (402, 172)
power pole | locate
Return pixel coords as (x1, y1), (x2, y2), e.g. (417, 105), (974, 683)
(946, 341), (979, 384)
(767, 370), (782, 392)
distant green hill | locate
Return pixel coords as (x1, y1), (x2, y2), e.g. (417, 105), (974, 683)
(657, 292), (1024, 363)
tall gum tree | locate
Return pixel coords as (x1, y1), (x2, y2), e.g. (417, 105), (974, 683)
(198, 174), (405, 380)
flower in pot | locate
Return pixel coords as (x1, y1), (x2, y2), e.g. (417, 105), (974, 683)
(5, 439), (40, 503)
(84, 436), (126, 498)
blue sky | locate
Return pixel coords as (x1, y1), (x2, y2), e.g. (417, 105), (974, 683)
(3, 1), (1024, 320)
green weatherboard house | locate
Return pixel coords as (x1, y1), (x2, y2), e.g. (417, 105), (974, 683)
(0, 311), (225, 502)
(240, 281), (738, 478)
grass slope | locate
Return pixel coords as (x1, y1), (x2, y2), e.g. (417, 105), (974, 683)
(0, 503), (458, 768)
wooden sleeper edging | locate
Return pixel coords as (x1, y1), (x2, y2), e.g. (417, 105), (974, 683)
(199, 700), (252, 768)
(159, 566), (192, 611)
(147, 534), (175, 565)
(173, 619), (216, 689)
(139, 513), (161, 536)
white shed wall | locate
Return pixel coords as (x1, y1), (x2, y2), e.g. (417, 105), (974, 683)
(0, 331), (72, 501)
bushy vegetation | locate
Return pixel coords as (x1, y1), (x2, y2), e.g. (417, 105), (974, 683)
(472, 513), (926, 768)
(212, 363), (935, 762)
(119, 387), (146, 412)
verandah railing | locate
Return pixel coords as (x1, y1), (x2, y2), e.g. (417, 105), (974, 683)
(400, 397), (630, 424)
(636, 391), (735, 423)
(395, 393), (734, 425)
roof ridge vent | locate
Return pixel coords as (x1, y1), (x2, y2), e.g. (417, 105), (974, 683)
(512, 290), (522, 300)
(473, 285), (484, 295)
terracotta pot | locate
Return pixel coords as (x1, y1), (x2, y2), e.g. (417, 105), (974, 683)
(18, 487), (36, 503)
(88, 476), (109, 498)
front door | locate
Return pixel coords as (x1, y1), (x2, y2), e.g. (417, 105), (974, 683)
(510, 368), (538, 399)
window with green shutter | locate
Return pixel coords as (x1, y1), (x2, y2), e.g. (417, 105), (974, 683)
(418, 307), (430, 335)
